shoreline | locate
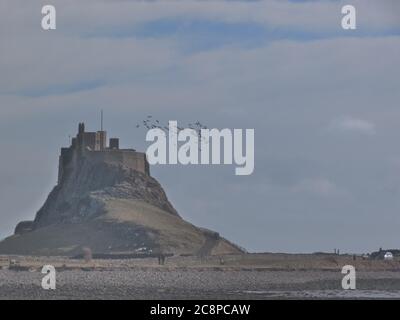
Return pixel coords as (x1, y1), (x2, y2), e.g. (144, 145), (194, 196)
(0, 254), (399, 299)
(1, 269), (400, 299)
(2, 252), (400, 272)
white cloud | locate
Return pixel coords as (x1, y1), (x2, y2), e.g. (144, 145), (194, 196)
(330, 116), (376, 135)
(0, 0), (399, 252)
(2, 34), (399, 120)
(2, 0), (400, 39)
(292, 178), (344, 197)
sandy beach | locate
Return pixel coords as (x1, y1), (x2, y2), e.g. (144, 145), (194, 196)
(1, 269), (400, 299)
(1, 254), (400, 299)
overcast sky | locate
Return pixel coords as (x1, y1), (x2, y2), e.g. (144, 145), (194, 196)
(1, 0), (400, 253)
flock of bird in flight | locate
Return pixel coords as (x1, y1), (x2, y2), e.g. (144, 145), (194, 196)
(136, 116), (210, 147)
(136, 115), (207, 131)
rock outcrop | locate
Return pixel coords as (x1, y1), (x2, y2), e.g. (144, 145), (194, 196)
(0, 124), (244, 257)
(34, 157), (179, 228)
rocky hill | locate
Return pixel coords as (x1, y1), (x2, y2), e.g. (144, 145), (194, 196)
(0, 125), (244, 257)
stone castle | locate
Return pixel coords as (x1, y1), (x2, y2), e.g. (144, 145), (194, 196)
(58, 122), (150, 185)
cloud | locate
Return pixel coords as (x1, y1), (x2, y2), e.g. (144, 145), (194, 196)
(330, 116), (376, 135)
(292, 178), (345, 197)
(2, 0), (400, 39)
(0, 0), (400, 252)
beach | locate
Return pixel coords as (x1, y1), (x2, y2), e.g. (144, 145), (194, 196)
(1, 254), (400, 299)
(1, 269), (400, 299)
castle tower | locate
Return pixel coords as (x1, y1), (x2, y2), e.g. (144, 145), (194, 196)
(96, 110), (107, 150)
(78, 122), (85, 134)
(77, 122), (85, 152)
(96, 130), (107, 150)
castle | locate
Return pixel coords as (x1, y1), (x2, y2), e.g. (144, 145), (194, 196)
(58, 122), (150, 185)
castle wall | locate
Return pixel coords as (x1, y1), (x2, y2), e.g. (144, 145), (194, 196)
(84, 150), (149, 175)
(83, 132), (97, 150)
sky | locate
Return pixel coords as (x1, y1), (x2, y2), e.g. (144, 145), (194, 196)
(0, 0), (400, 253)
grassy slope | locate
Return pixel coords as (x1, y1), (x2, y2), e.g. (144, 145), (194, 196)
(0, 199), (242, 256)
